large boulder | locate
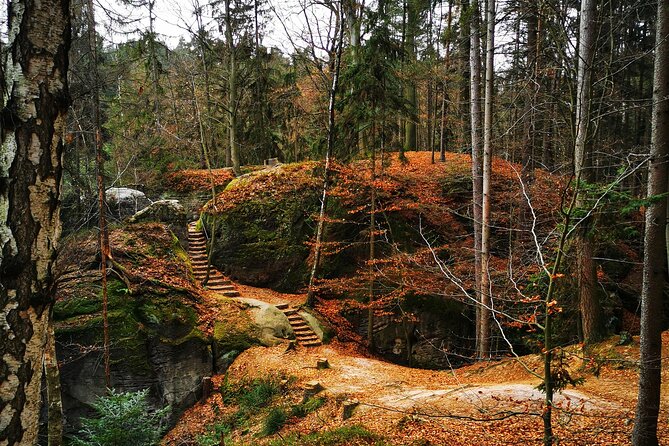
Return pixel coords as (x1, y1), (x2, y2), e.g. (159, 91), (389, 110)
(203, 164), (322, 292)
(128, 199), (187, 225)
(106, 187), (151, 220)
(235, 298), (293, 345)
(55, 279), (214, 431)
(53, 224), (260, 433)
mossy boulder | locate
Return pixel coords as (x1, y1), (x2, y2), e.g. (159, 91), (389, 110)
(55, 277), (212, 431)
(53, 223), (260, 432)
(202, 163), (321, 291)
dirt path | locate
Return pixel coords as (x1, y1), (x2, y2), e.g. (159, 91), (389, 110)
(212, 337), (662, 445)
(169, 276), (669, 446)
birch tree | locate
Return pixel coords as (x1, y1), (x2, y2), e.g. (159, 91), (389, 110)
(0, 0), (70, 443)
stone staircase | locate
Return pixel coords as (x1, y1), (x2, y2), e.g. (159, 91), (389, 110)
(187, 222), (240, 297)
(276, 303), (322, 347)
(188, 222), (320, 348)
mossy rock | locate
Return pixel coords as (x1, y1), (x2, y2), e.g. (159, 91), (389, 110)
(204, 192), (320, 292)
(214, 321), (257, 352)
(55, 276), (204, 374)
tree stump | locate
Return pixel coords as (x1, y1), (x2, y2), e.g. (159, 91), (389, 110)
(285, 340), (297, 353)
(302, 381), (323, 403)
(201, 376), (213, 403)
(342, 399), (359, 420)
(316, 358), (330, 369)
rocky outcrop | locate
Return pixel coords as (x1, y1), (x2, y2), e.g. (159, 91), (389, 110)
(57, 320), (213, 430)
(236, 298), (294, 345)
(53, 223), (260, 433)
(346, 296), (473, 369)
(205, 190), (320, 292)
(106, 187), (151, 220)
(128, 199), (187, 225)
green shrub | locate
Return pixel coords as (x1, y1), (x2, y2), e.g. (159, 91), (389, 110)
(238, 378), (280, 411)
(289, 397), (325, 418)
(196, 422), (231, 446)
(262, 407), (287, 436)
(73, 389), (169, 446)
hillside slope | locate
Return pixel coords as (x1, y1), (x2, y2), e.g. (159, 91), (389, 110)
(165, 331), (669, 445)
(198, 151), (643, 366)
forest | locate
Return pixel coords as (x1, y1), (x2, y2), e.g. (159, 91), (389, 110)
(1, 0), (668, 445)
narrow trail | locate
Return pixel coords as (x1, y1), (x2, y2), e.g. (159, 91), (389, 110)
(187, 221), (321, 347)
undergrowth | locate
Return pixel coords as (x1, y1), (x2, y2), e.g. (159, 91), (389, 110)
(263, 425), (385, 446)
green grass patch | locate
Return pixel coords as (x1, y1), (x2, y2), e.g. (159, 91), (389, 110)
(289, 397), (325, 418)
(263, 425), (385, 446)
(238, 378), (280, 411)
(261, 407), (287, 436)
(197, 422), (231, 446)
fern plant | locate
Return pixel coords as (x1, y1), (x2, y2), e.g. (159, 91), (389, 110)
(73, 389), (170, 446)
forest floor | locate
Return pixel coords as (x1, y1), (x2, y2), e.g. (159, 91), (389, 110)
(165, 284), (669, 446)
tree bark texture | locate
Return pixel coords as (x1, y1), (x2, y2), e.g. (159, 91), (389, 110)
(0, 0), (70, 444)
(632, 2), (669, 444)
(574, 0), (603, 345)
(469, 0), (483, 354)
(45, 322), (63, 446)
(478, 0), (494, 358)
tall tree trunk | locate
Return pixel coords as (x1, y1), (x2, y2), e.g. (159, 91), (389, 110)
(439, 0), (454, 163)
(345, 0), (364, 153)
(87, 0), (111, 389)
(306, 9), (344, 308)
(516, 2), (538, 253)
(478, 0), (494, 359)
(148, 0), (161, 127)
(426, 3), (434, 159)
(632, 2), (669, 444)
(195, 2), (214, 169)
(522, 2), (538, 173)
(469, 0), (483, 354)
(403, 0), (418, 158)
(225, 0), (241, 175)
(0, 1), (70, 443)
(459, 0), (471, 150)
(368, 143), (376, 350)
(574, 0), (603, 345)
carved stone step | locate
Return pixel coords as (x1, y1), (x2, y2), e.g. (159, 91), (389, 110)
(291, 320), (308, 326)
(209, 285), (235, 291)
(195, 274), (224, 281)
(298, 335), (319, 341)
(207, 279), (232, 286)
